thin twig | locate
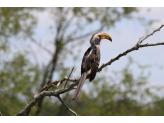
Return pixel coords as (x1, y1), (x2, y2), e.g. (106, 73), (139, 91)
(136, 36), (144, 46)
(57, 95), (78, 116)
(38, 79), (51, 93)
(21, 28), (53, 55)
(139, 42), (164, 47)
(36, 77), (78, 96)
(64, 67), (74, 89)
(65, 26), (103, 45)
(34, 104), (42, 110)
(139, 24), (164, 44)
(25, 100), (28, 106)
(52, 84), (59, 89)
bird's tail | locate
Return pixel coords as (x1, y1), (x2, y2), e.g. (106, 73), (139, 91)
(73, 72), (87, 100)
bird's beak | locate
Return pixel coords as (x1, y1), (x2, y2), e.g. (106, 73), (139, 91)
(101, 33), (112, 42)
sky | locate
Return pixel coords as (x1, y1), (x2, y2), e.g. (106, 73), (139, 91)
(5, 7), (164, 88)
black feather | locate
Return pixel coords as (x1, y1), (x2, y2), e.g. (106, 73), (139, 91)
(72, 72), (87, 100)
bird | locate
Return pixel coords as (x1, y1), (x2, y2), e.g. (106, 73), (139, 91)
(73, 33), (112, 100)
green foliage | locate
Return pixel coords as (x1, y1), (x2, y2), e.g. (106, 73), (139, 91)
(0, 7), (42, 53)
(0, 7), (40, 38)
(0, 53), (41, 115)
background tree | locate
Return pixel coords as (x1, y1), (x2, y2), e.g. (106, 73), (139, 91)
(34, 7), (141, 115)
(0, 7), (42, 115)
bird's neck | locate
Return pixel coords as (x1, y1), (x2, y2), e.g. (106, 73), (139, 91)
(91, 44), (100, 49)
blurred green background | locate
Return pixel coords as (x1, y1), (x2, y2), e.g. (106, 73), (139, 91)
(0, 7), (164, 116)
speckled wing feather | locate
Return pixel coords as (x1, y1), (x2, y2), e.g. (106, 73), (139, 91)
(90, 46), (100, 81)
(81, 47), (92, 75)
(73, 47), (92, 100)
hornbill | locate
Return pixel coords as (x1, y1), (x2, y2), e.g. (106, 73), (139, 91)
(73, 33), (112, 100)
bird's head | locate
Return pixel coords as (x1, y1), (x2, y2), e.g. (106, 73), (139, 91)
(90, 33), (112, 46)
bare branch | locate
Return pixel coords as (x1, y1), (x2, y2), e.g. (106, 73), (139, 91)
(15, 79), (77, 116)
(65, 26), (103, 45)
(28, 36), (53, 55)
(57, 95), (78, 116)
(136, 36), (144, 46)
(38, 79), (52, 93)
(98, 24), (164, 72)
(64, 67), (74, 89)
(38, 77), (78, 95)
(21, 29), (53, 55)
(140, 42), (164, 48)
(139, 24), (164, 44)
(98, 41), (164, 72)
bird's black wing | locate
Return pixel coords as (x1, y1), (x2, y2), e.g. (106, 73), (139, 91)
(90, 46), (100, 81)
(73, 47), (92, 100)
(81, 47), (92, 75)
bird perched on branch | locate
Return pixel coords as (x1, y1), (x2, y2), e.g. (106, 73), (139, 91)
(73, 33), (112, 100)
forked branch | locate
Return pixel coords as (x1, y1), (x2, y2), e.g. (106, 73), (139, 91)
(15, 24), (164, 116)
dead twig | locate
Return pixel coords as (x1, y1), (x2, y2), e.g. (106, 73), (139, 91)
(139, 42), (164, 47)
(15, 81), (77, 116)
(35, 77), (78, 98)
(139, 24), (164, 44)
(64, 67), (74, 89)
(57, 95), (78, 116)
(38, 79), (51, 93)
(21, 28), (53, 55)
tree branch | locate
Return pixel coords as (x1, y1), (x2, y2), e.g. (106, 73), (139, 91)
(15, 77), (78, 116)
(21, 28), (53, 55)
(98, 24), (164, 72)
(139, 24), (164, 44)
(57, 95), (78, 116)
(139, 42), (164, 48)
(38, 77), (78, 95)
(0, 111), (2, 116)
(64, 26), (104, 45)
(64, 67), (74, 89)
(15, 24), (164, 116)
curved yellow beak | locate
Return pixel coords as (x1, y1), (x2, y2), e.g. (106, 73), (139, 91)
(101, 33), (112, 42)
